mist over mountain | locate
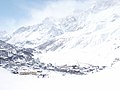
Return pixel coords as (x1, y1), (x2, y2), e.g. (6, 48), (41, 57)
(0, 31), (11, 41)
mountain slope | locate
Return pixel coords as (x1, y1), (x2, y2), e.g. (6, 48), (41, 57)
(0, 40), (107, 77)
(8, 0), (120, 49)
(0, 31), (11, 41)
(5, 0), (120, 75)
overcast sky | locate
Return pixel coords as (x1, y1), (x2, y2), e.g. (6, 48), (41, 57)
(0, 0), (86, 33)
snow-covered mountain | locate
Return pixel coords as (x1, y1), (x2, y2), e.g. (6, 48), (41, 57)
(7, 0), (120, 66)
(1, 0), (120, 90)
(8, 0), (120, 48)
(0, 0), (120, 79)
(0, 30), (11, 41)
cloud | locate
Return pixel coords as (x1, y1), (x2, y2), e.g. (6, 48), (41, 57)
(30, 1), (75, 19)
(0, 18), (18, 33)
(23, 0), (83, 25)
(0, 0), (86, 33)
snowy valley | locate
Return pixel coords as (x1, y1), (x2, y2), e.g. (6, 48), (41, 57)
(1, 0), (120, 90)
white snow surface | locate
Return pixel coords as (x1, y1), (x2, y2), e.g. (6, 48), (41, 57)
(1, 62), (120, 90)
